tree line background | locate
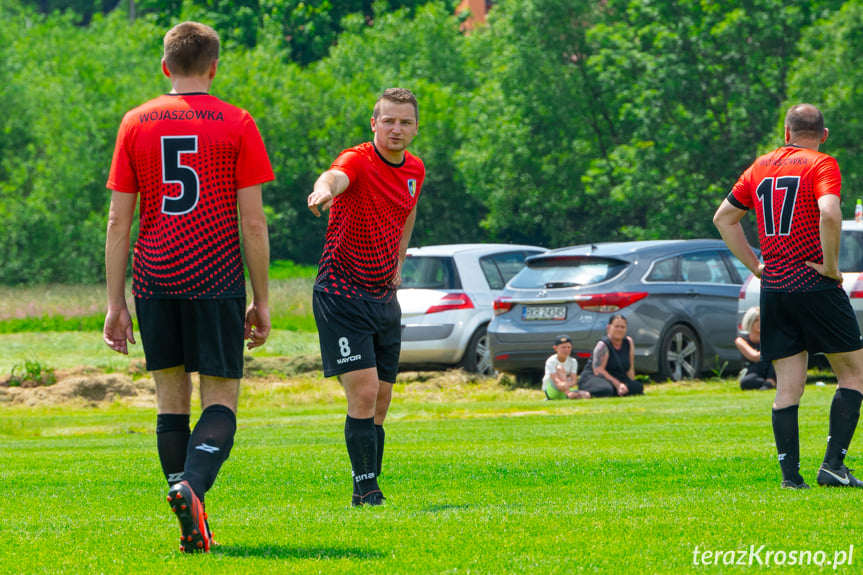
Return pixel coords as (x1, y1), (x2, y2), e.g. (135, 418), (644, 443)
(2, 0), (862, 285)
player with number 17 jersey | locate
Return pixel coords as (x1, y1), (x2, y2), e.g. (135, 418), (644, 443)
(728, 145), (842, 293)
(107, 93), (274, 300)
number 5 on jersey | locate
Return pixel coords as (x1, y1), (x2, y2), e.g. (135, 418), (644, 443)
(161, 136), (200, 215)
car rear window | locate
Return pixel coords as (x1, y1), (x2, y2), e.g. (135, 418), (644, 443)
(400, 256), (461, 289)
(840, 229), (863, 272)
(509, 256), (628, 289)
(479, 250), (542, 290)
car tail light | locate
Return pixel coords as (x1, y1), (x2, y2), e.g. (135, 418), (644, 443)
(493, 297), (514, 316)
(849, 274), (863, 299)
(425, 292), (474, 314)
(575, 352), (591, 359)
(739, 273), (755, 299)
(574, 292), (648, 312)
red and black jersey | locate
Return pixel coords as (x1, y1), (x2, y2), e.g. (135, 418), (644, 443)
(315, 142), (424, 302)
(728, 145), (842, 292)
(107, 93), (274, 300)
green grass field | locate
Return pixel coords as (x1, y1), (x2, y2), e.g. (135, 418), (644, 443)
(0, 267), (317, 335)
(1, 376), (860, 574)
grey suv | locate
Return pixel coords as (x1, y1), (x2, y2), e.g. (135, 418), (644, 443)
(488, 240), (755, 382)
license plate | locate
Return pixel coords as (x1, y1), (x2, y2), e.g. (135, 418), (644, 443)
(522, 305), (567, 321)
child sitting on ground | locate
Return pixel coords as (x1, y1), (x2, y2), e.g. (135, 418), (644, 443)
(542, 335), (590, 400)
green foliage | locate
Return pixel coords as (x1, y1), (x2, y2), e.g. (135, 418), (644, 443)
(8, 358), (56, 386)
(3, 0), (862, 284)
(0, 314), (105, 334)
(0, 5), (161, 283)
(268, 259), (317, 279)
(786, 0), (863, 217)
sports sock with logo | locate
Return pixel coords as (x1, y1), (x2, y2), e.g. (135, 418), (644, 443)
(345, 415), (380, 496)
(183, 404), (237, 501)
(772, 405), (803, 483)
(824, 387), (863, 469)
(375, 424), (385, 478)
(156, 413), (191, 486)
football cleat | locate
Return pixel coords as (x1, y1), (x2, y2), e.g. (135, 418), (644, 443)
(167, 481), (211, 553)
(780, 478), (810, 490)
(352, 490), (386, 507)
(816, 463), (863, 488)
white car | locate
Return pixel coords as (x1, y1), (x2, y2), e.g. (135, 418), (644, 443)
(738, 220), (863, 333)
(398, 244), (548, 374)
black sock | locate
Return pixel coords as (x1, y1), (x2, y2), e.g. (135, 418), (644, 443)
(376, 424), (385, 478)
(825, 388), (863, 469)
(156, 413), (190, 486)
(184, 404), (237, 501)
(773, 405), (803, 483)
(345, 415), (379, 496)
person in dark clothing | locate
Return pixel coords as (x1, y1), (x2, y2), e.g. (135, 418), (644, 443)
(736, 306), (776, 391)
(578, 315), (644, 398)
(715, 103), (863, 490)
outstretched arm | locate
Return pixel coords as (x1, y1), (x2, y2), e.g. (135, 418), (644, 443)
(307, 169), (350, 217)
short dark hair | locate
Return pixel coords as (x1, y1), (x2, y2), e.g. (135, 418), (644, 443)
(163, 22), (220, 77)
(554, 334), (572, 346)
(373, 88), (419, 122)
(608, 314), (627, 325)
(785, 104), (824, 140)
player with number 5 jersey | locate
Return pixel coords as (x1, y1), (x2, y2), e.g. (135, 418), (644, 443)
(107, 70), (273, 299)
(103, 22), (273, 553)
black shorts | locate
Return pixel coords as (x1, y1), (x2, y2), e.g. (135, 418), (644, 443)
(760, 287), (863, 361)
(135, 297), (246, 379)
(312, 290), (401, 383)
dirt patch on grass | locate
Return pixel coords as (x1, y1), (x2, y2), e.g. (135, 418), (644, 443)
(0, 370), (156, 407)
(0, 355), (538, 408)
(0, 355), (327, 408)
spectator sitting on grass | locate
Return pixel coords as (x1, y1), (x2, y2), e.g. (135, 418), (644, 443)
(735, 306), (777, 391)
(542, 335), (590, 400)
(577, 314), (644, 397)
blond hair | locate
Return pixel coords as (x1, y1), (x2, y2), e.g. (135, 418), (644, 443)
(741, 306), (760, 334)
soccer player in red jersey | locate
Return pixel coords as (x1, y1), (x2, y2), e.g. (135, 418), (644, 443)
(307, 88), (424, 506)
(103, 22), (274, 551)
(715, 104), (863, 489)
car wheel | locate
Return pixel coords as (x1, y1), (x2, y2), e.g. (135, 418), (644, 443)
(461, 325), (496, 375)
(658, 324), (701, 381)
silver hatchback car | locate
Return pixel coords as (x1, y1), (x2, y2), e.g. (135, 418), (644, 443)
(488, 240), (755, 382)
(398, 244), (547, 374)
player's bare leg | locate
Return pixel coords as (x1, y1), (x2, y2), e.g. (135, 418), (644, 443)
(154, 366), (193, 414)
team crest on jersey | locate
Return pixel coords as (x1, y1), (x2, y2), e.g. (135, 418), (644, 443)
(407, 179), (417, 197)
